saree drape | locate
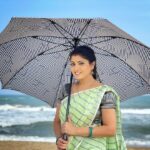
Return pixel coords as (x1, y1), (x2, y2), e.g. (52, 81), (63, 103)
(60, 85), (127, 150)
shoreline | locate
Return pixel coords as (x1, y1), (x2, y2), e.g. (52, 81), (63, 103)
(0, 141), (150, 150)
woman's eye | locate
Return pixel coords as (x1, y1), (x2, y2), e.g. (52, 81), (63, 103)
(70, 63), (75, 66)
(79, 62), (84, 65)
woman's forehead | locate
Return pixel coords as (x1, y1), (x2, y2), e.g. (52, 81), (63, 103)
(70, 55), (88, 62)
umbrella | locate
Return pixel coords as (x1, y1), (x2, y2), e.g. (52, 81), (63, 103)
(0, 17), (150, 107)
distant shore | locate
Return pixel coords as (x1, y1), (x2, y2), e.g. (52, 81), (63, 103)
(0, 141), (149, 150)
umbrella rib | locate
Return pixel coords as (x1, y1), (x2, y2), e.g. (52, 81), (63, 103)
(48, 19), (74, 38)
(47, 19), (74, 47)
(43, 47), (72, 55)
(81, 36), (149, 70)
(0, 36), (71, 46)
(81, 36), (150, 49)
(0, 35), (149, 50)
(51, 23), (74, 47)
(32, 35), (73, 40)
(80, 40), (150, 86)
(77, 19), (92, 39)
(3, 46), (72, 88)
(92, 37), (115, 45)
(52, 54), (71, 107)
(81, 36), (118, 40)
(31, 36), (72, 48)
(34, 39), (73, 53)
(82, 37), (115, 45)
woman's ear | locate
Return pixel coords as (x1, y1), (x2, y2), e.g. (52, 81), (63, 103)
(91, 61), (96, 70)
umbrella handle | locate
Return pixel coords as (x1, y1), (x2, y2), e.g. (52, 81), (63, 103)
(62, 133), (68, 150)
(62, 133), (68, 141)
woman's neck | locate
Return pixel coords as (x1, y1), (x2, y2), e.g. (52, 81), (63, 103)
(72, 76), (102, 94)
(77, 76), (98, 88)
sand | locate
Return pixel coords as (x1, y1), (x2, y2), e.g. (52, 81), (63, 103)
(0, 141), (149, 150)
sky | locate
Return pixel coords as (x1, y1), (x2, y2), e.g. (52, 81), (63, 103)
(0, 0), (150, 47)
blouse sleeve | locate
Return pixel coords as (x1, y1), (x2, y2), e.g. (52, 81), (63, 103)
(100, 91), (116, 109)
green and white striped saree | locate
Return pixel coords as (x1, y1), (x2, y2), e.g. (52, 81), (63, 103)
(59, 85), (127, 150)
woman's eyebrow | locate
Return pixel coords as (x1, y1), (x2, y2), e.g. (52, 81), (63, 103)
(71, 60), (83, 63)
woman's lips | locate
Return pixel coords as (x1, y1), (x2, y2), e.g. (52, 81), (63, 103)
(74, 72), (81, 75)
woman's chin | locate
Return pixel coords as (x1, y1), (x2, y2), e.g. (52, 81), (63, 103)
(74, 76), (83, 80)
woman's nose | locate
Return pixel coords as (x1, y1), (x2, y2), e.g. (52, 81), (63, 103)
(73, 65), (80, 71)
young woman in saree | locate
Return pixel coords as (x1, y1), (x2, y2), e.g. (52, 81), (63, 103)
(53, 45), (127, 150)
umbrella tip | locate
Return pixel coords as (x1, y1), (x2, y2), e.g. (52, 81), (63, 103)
(72, 38), (80, 47)
(72, 37), (79, 41)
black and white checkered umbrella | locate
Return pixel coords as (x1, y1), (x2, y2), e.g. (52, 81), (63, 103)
(0, 17), (149, 107)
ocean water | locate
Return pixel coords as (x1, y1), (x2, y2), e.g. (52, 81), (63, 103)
(0, 89), (150, 147)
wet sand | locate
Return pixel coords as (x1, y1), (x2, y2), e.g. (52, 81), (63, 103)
(0, 141), (56, 150)
(0, 141), (149, 150)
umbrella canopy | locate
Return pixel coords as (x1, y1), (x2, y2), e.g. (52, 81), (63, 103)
(0, 17), (150, 107)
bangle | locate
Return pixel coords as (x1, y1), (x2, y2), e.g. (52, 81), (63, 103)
(56, 136), (61, 145)
(88, 127), (93, 137)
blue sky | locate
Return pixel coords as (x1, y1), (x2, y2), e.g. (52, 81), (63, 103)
(0, 0), (150, 46)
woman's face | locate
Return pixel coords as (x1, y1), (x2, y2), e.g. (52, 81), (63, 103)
(70, 55), (95, 80)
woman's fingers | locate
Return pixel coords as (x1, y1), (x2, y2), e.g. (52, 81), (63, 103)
(61, 121), (76, 136)
(57, 137), (68, 149)
(57, 142), (67, 149)
(59, 138), (68, 144)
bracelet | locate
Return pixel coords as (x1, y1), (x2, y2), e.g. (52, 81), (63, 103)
(88, 127), (93, 137)
(56, 136), (61, 145)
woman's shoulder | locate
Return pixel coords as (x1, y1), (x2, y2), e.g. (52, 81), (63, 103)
(101, 85), (119, 98)
(101, 84), (114, 90)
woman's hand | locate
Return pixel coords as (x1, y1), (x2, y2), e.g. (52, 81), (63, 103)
(62, 116), (77, 136)
(56, 137), (68, 150)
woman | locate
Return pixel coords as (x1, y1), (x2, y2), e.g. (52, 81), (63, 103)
(53, 45), (127, 150)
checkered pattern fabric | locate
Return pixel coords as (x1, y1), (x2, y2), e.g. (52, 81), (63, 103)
(59, 85), (127, 150)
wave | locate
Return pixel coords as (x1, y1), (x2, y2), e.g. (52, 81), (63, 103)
(0, 117), (54, 128)
(1, 104), (150, 114)
(1, 104), (150, 127)
(0, 121), (54, 137)
(121, 109), (150, 114)
(0, 105), (56, 127)
(0, 104), (56, 112)
(126, 139), (150, 147)
(0, 134), (150, 147)
(0, 134), (56, 142)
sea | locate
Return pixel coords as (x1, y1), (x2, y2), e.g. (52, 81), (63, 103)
(0, 89), (150, 148)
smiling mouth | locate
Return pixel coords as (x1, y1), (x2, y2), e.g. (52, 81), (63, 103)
(75, 72), (81, 75)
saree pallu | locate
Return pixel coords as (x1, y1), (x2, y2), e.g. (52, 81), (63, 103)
(59, 85), (127, 150)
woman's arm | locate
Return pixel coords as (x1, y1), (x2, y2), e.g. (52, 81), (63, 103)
(62, 108), (116, 137)
(53, 103), (69, 150)
(92, 108), (116, 137)
(53, 103), (62, 137)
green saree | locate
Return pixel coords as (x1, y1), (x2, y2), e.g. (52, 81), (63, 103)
(59, 85), (127, 150)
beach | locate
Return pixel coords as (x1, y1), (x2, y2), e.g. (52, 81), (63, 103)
(0, 141), (149, 150)
(0, 94), (150, 149)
